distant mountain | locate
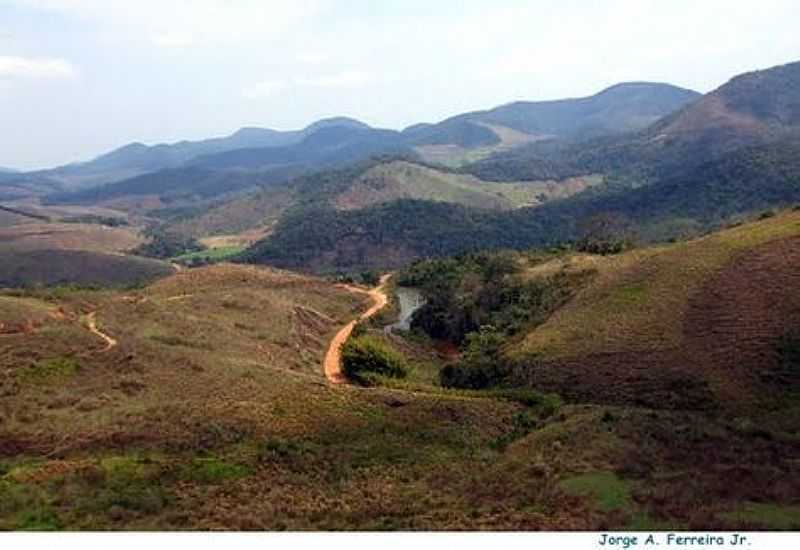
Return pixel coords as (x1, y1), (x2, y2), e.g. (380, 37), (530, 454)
(27, 82), (700, 192)
(562, 61), (800, 177)
(0, 171), (63, 201)
(189, 126), (408, 172)
(0, 167), (18, 174)
(32, 116), (373, 191)
(405, 82), (701, 148)
(238, 62), (800, 272)
(45, 126), (411, 211)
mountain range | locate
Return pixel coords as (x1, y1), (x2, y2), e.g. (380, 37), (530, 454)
(236, 60), (800, 271)
(4, 60), (800, 274)
(7, 81), (697, 197)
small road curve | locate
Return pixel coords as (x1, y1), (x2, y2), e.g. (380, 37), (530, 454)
(85, 311), (117, 352)
(324, 274), (391, 384)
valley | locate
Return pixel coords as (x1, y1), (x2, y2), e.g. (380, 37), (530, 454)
(1, 211), (798, 530)
(1, 58), (799, 533)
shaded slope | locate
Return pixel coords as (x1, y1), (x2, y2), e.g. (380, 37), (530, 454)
(31, 117), (372, 191)
(508, 210), (800, 411)
(407, 82), (700, 147)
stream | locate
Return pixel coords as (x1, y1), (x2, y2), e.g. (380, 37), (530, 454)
(385, 286), (426, 333)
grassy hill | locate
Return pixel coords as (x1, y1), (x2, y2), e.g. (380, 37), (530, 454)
(0, 217), (171, 288)
(0, 249), (172, 287)
(406, 82), (700, 147)
(2, 228), (799, 529)
(505, 209), (800, 411)
(333, 161), (601, 211)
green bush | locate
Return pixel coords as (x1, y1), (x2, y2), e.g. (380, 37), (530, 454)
(440, 327), (509, 389)
(341, 336), (408, 385)
(19, 357), (81, 384)
(181, 457), (250, 484)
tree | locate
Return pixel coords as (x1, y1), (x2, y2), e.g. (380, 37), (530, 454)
(576, 212), (631, 255)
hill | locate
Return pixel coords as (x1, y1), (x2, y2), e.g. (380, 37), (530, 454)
(215, 157), (603, 271)
(43, 167), (278, 213)
(2, 223), (800, 529)
(505, 209), (800, 410)
(411, 82), (700, 145)
(30, 117), (372, 191)
(0, 249), (172, 287)
(188, 125), (409, 172)
(555, 61), (800, 179)
(0, 172), (64, 201)
(21, 81), (698, 197)
(43, 127), (412, 215)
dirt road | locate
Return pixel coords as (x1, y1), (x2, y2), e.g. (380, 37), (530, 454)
(85, 311), (117, 352)
(323, 274), (391, 384)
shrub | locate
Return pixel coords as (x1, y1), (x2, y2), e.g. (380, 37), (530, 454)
(440, 326), (509, 389)
(341, 336), (408, 384)
(181, 457), (250, 484)
(758, 209), (776, 220)
(19, 357), (80, 384)
(360, 270), (380, 286)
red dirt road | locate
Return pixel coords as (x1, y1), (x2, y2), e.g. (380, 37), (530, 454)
(323, 274), (391, 384)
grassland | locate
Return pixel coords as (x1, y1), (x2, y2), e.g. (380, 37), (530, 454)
(504, 210), (800, 411)
(0, 223), (144, 254)
(333, 161), (601, 212)
(0, 211), (174, 287)
(171, 245), (245, 264)
(0, 250), (173, 288)
(1, 213), (799, 530)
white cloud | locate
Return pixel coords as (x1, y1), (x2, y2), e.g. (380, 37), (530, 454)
(298, 70), (370, 88)
(242, 80), (288, 99)
(0, 56), (75, 79)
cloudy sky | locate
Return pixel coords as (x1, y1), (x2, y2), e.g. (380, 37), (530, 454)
(1, 0), (798, 169)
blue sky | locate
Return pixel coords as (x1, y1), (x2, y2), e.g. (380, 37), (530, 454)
(1, 0), (799, 169)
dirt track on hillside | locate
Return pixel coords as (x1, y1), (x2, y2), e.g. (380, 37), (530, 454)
(323, 274), (391, 384)
(85, 311), (117, 352)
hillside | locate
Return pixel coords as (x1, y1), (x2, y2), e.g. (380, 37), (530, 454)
(501, 209), (800, 411)
(30, 117), (372, 191)
(20, 81), (699, 199)
(0, 265), (557, 530)
(44, 167), (278, 213)
(332, 161), (601, 212)
(406, 83), (699, 152)
(188, 126), (409, 172)
(0, 249), (172, 287)
(566, 61), (800, 178)
(0, 173), (64, 201)
(3, 252), (798, 529)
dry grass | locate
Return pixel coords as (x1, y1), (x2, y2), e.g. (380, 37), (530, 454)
(513, 210), (800, 361)
(333, 161), (601, 212)
(1, 227), (799, 530)
(0, 223), (143, 254)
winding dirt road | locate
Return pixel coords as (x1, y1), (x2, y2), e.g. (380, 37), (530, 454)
(324, 274), (391, 384)
(85, 311), (117, 352)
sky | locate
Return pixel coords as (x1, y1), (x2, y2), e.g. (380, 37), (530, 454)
(0, 0), (799, 170)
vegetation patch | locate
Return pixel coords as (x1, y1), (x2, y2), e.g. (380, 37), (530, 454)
(341, 335), (408, 385)
(172, 245), (245, 266)
(180, 457), (251, 484)
(720, 502), (800, 529)
(18, 357), (81, 384)
(560, 471), (632, 513)
(0, 479), (61, 531)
